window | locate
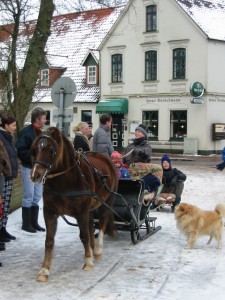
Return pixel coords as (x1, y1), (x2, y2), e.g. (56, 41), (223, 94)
(146, 5), (157, 32)
(41, 69), (49, 86)
(142, 111), (158, 139)
(45, 110), (50, 126)
(145, 50), (157, 81)
(173, 48), (186, 79)
(111, 54), (122, 83)
(87, 66), (97, 84)
(81, 110), (92, 123)
(170, 110), (187, 140)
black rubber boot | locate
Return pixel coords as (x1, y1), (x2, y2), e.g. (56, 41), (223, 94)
(0, 227), (16, 240)
(22, 207), (37, 233)
(171, 196), (181, 213)
(0, 229), (11, 243)
(31, 206), (45, 232)
(0, 241), (5, 251)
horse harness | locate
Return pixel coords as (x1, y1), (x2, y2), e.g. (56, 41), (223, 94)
(33, 134), (130, 223)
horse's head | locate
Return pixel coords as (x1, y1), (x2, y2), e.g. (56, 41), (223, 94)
(30, 127), (65, 183)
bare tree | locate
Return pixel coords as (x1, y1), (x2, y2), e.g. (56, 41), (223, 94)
(0, 0), (127, 135)
(0, 0), (55, 135)
(54, 0), (128, 14)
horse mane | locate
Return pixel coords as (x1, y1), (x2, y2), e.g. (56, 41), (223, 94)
(47, 127), (75, 169)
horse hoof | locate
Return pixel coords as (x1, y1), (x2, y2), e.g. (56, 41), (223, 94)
(37, 274), (48, 282)
(83, 264), (93, 271)
(94, 254), (102, 261)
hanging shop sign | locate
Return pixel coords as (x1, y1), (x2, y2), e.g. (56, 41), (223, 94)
(190, 98), (204, 104)
(190, 82), (204, 97)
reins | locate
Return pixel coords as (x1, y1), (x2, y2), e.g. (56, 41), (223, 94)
(33, 134), (133, 225)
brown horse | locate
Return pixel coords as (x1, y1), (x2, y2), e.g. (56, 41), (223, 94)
(30, 127), (118, 282)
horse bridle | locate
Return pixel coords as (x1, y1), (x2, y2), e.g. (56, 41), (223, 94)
(33, 134), (79, 184)
(33, 134), (57, 171)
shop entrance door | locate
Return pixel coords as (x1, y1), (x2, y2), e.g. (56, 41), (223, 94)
(111, 114), (124, 151)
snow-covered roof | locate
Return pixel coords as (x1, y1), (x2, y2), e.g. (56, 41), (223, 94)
(43, 6), (125, 103)
(176, 0), (225, 41)
(0, 6), (125, 103)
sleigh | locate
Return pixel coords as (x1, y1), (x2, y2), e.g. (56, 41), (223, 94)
(94, 163), (162, 244)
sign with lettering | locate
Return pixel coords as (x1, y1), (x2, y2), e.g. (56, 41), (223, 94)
(190, 82), (204, 97)
(212, 123), (225, 140)
(190, 98), (204, 104)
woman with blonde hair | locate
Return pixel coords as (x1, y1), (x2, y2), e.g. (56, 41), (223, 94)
(73, 121), (90, 151)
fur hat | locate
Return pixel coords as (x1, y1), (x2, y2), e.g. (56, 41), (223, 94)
(135, 124), (148, 138)
(161, 154), (171, 165)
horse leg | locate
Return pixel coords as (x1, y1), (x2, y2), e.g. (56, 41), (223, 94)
(94, 196), (116, 260)
(89, 211), (95, 251)
(37, 210), (58, 282)
(77, 214), (94, 271)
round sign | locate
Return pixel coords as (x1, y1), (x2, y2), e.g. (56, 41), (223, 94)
(51, 77), (77, 108)
(190, 82), (204, 98)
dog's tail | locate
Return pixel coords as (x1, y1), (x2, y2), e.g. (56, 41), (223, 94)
(215, 203), (225, 217)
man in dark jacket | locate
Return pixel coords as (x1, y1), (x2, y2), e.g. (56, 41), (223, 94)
(16, 108), (47, 233)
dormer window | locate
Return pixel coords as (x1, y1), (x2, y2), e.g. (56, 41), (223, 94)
(41, 69), (49, 86)
(81, 50), (99, 86)
(87, 66), (97, 84)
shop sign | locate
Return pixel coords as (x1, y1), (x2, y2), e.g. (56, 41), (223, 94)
(190, 82), (204, 97)
(190, 98), (204, 104)
(212, 123), (225, 140)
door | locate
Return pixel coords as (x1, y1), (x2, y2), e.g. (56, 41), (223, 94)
(111, 114), (124, 151)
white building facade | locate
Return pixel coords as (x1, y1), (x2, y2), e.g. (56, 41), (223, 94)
(98, 0), (225, 154)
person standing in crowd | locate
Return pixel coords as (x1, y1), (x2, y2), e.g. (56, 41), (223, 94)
(123, 124), (152, 166)
(159, 154), (186, 212)
(16, 107), (47, 233)
(0, 116), (18, 242)
(93, 114), (114, 156)
(73, 121), (90, 151)
(87, 121), (93, 151)
(216, 147), (225, 171)
(0, 114), (12, 262)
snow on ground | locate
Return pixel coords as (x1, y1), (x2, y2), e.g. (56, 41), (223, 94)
(1, 162), (225, 300)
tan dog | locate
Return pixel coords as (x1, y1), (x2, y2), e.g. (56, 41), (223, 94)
(175, 202), (225, 249)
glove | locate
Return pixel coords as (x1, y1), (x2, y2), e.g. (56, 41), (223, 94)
(216, 161), (225, 171)
(138, 151), (148, 159)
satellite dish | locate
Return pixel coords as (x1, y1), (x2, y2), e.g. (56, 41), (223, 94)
(51, 77), (77, 108)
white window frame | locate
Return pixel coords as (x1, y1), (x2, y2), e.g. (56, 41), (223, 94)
(87, 66), (97, 84)
(41, 69), (49, 86)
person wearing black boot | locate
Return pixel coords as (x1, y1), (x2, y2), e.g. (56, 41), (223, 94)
(31, 206), (45, 231)
(161, 155), (186, 213)
(16, 108), (47, 233)
(0, 116), (18, 242)
(0, 241), (5, 267)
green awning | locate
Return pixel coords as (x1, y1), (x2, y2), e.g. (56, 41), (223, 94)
(96, 98), (128, 114)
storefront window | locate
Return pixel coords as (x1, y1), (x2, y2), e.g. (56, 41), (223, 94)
(142, 111), (158, 140)
(170, 110), (187, 140)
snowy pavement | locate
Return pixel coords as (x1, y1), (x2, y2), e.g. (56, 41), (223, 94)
(1, 162), (225, 300)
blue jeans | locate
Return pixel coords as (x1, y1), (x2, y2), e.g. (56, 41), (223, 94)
(21, 166), (43, 208)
